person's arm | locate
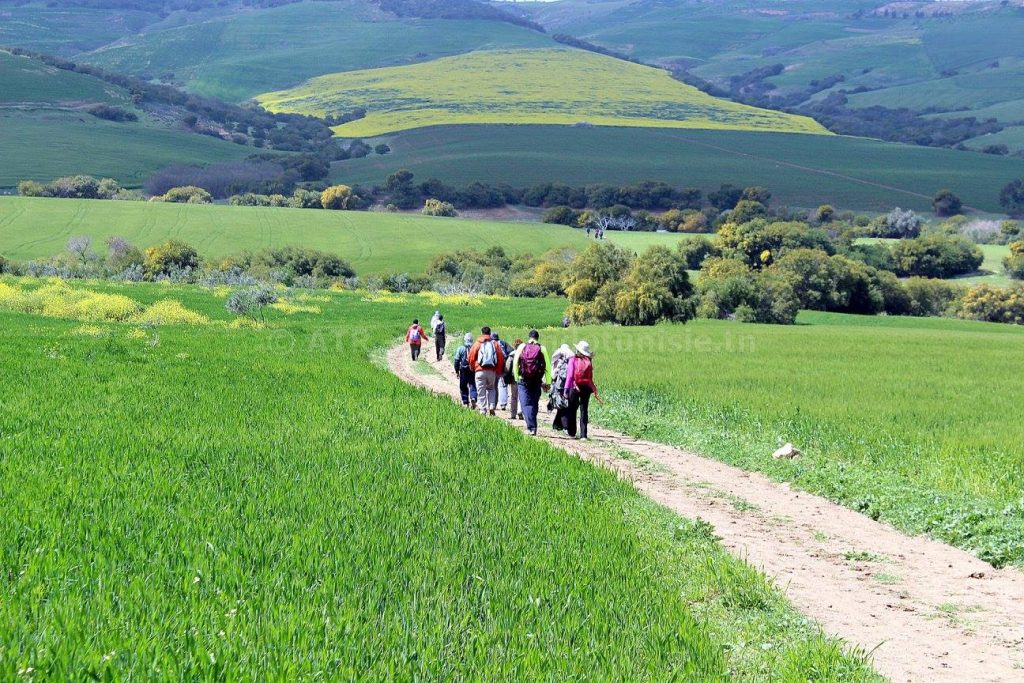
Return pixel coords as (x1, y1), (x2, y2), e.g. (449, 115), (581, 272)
(495, 343), (505, 372)
(541, 346), (552, 385)
(564, 357), (576, 396)
(513, 345), (523, 382)
(420, 326), (429, 342)
(405, 327), (411, 343)
(468, 342), (478, 371)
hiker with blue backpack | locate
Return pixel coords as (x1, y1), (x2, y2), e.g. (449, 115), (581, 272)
(405, 319), (429, 361)
(452, 332), (478, 409)
(469, 326), (506, 416)
(513, 329), (551, 436)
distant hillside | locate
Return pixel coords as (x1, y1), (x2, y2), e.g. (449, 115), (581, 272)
(257, 48), (829, 137)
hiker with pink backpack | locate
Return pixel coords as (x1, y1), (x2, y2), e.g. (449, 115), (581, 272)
(564, 340), (601, 440)
(513, 329), (552, 436)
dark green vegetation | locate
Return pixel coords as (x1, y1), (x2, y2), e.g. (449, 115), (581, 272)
(540, 312), (1024, 567)
(337, 125), (1024, 212)
(0, 50), (249, 186)
(0, 280), (878, 679)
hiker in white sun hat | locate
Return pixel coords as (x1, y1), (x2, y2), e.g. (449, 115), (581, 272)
(563, 340), (601, 440)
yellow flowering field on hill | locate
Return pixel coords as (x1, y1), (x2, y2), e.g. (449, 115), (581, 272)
(257, 49), (829, 137)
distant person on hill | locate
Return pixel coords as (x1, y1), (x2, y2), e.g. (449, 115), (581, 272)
(405, 318), (429, 361)
(513, 329), (551, 436)
(433, 314), (447, 361)
(564, 340), (600, 440)
(468, 326), (505, 416)
(491, 331), (514, 411)
(505, 337), (524, 420)
(549, 343), (574, 432)
(453, 332), (477, 409)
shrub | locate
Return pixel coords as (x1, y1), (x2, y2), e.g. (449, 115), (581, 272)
(814, 205), (836, 223)
(255, 246), (355, 279)
(105, 236), (144, 272)
(320, 184), (359, 210)
(374, 144), (391, 155)
(289, 188), (322, 209)
(86, 104), (138, 122)
(0, 253), (9, 274)
(999, 179), (1024, 218)
(1004, 241), (1024, 280)
(696, 258), (797, 324)
(541, 205), (579, 226)
(932, 189), (962, 217)
(157, 186), (213, 204)
(729, 200), (767, 225)
(226, 284), (279, 322)
(17, 180), (47, 197)
(133, 299), (210, 326)
(564, 243), (634, 323)
(716, 219), (833, 268)
(422, 199), (458, 217)
(902, 277), (961, 317)
(144, 240), (201, 279)
(891, 235), (983, 278)
(957, 283), (1024, 324)
(677, 238), (720, 269)
(869, 208), (924, 238)
(612, 246), (694, 326)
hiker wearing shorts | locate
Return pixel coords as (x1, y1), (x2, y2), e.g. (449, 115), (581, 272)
(405, 319), (429, 361)
(564, 340), (599, 440)
(513, 329), (551, 436)
(452, 332), (477, 408)
(469, 326), (505, 416)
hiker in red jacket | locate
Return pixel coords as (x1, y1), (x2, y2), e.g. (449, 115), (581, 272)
(405, 319), (429, 361)
(468, 326), (505, 416)
(564, 340), (600, 440)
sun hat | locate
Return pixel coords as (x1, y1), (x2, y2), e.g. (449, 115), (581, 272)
(575, 341), (592, 358)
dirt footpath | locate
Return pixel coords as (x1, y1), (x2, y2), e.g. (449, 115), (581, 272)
(388, 345), (1024, 682)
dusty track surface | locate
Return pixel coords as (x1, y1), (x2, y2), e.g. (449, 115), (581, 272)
(388, 345), (1024, 682)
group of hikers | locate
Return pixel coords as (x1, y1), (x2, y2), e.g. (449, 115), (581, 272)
(405, 312), (600, 439)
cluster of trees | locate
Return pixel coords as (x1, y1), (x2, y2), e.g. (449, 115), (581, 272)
(143, 153), (337, 198)
(374, 0), (545, 31)
(17, 175), (141, 201)
(421, 247), (574, 298)
(85, 104), (138, 122)
(1005, 241), (1024, 280)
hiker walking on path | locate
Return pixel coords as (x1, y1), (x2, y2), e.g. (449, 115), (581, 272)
(549, 343), (574, 432)
(564, 340), (600, 440)
(452, 332), (478, 409)
(491, 331), (514, 411)
(504, 337), (524, 420)
(469, 326), (505, 416)
(513, 330), (551, 436)
(432, 313), (447, 362)
(405, 319), (429, 361)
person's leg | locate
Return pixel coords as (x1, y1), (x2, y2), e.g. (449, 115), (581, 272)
(475, 372), (488, 413)
(522, 381), (540, 433)
(412, 344), (421, 361)
(497, 376), (508, 410)
(579, 388), (592, 439)
(517, 382), (532, 431)
(458, 369), (470, 405)
(566, 390), (580, 438)
(509, 379), (519, 418)
(486, 371), (498, 413)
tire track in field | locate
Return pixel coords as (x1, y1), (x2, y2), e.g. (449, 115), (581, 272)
(387, 344), (1024, 682)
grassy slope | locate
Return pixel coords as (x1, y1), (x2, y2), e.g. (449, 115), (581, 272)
(0, 281), (878, 679)
(334, 125), (1024, 213)
(80, 1), (555, 102)
(534, 312), (1024, 566)
(0, 197), (687, 273)
(0, 2), (162, 55)
(257, 48), (828, 137)
(0, 50), (124, 105)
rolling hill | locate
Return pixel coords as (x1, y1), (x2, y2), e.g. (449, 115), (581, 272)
(0, 50), (250, 188)
(257, 48), (829, 137)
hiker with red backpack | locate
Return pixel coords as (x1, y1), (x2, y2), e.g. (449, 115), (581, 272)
(405, 319), (429, 361)
(564, 340), (600, 440)
(513, 329), (551, 436)
(468, 326), (505, 416)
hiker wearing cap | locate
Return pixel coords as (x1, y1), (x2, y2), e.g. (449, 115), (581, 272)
(549, 343), (574, 432)
(405, 318), (429, 361)
(513, 329), (551, 436)
(468, 326), (505, 416)
(452, 332), (478, 408)
(491, 331), (514, 411)
(433, 314), (447, 361)
(564, 340), (600, 440)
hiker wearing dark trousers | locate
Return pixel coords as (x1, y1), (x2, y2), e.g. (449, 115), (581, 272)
(405, 319), (429, 361)
(513, 329), (551, 436)
(452, 332), (477, 408)
(433, 314), (447, 362)
(468, 326), (505, 416)
(491, 331), (514, 410)
(549, 344), (574, 432)
(505, 337), (524, 419)
(564, 340), (600, 440)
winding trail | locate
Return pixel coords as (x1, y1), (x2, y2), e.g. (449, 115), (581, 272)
(388, 344), (1024, 682)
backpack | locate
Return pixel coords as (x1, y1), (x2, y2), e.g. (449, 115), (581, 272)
(573, 356), (593, 384)
(408, 326), (422, 343)
(435, 320), (446, 336)
(519, 343), (545, 380)
(454, 346), (470, 371)
(477, 339), (498, 369)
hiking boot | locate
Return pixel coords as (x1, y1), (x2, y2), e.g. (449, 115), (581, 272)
(470, 400), (477, 409)
(489, 409), (496, 416)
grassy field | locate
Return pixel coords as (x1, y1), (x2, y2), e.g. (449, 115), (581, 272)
(533, 312), (1024, 567)
(80, 1), (554, 102)
(0, 50), (127, 105)
(258, 48), (828, 138)
(0, 278), (878, 679)
(0, 2), (162, 55)
(334, 125), (1024, 213)
(0, 197), (687, 274)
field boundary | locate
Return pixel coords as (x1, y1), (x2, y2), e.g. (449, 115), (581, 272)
(387, 343), (1024, 682)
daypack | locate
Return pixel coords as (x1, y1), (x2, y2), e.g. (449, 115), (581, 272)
(573, 356), (593, 384)
(408, 326), (422, 343)
(454, 346), (470, 371)
(477, 339), (499, 369)
(519, 343), (545, 380)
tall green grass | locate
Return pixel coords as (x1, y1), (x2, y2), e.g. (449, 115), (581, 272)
(0, 281), (878, 679)
(536, 312), (1024, 567)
